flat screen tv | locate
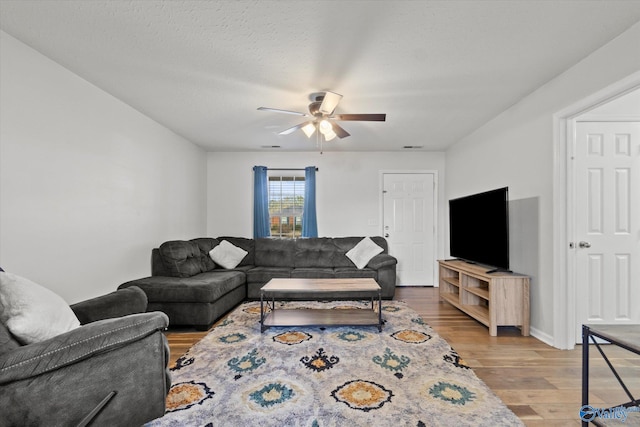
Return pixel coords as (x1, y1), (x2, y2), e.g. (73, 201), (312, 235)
(449, 187), (510, 272)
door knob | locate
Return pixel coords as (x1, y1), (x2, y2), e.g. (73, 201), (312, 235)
(578, 241), (591, 248)
(385, 233), (389, 238)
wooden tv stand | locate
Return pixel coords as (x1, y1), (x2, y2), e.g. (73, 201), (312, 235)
(438, 259), (530, 336)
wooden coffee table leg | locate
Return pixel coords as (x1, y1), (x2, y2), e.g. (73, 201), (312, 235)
(260, 291), (269, 333)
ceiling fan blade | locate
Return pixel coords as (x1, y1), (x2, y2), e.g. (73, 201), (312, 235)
(278, 121), (311, 135)
(319, 91), (343, 114)
(258, 107), (308, 117)
(331, 122), (350, 139)
(333, 113), (386, 121)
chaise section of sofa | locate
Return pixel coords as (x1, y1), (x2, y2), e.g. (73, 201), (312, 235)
(119, 238), (249, 330)
(120, 236), (397, 329)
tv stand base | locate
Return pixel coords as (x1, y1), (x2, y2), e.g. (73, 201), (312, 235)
(485, 268), (513, 274)
(438, 260), (530, 336)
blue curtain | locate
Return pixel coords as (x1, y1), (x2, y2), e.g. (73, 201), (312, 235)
(302, 166), (318, 237)
(253, 166), (270, 238)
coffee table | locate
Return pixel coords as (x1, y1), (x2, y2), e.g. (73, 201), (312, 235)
(581, 324), (640, 426)
(260, 278), (382, 333)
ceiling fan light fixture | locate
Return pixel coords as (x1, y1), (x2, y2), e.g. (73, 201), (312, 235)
(318, 119), (332, 134)
(323, 129), (337, 141)
(301, 122), (316, 138)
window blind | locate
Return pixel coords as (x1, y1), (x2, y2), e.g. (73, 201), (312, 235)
(268, 176), (305, 238)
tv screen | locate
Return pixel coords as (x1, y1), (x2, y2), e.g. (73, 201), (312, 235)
(449, 187), (509, 271)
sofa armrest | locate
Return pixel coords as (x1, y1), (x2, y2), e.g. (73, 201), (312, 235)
(367, 253), (398, 270)
(71, 286), (148, 324)
(0, 312), (167, 384)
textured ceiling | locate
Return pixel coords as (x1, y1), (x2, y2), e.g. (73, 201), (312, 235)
(1, 0), (640, 152)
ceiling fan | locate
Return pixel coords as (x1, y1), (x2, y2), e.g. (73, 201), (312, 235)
(257, 91), (386, 141)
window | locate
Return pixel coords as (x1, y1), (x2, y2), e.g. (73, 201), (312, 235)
(268, 175), (305, 238)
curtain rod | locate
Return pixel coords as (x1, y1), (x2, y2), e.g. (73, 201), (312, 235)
(265, 167), (318, 171)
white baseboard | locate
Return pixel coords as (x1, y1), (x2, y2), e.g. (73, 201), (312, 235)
(396, 284), (435, 287)
(529, 326), (556, 348)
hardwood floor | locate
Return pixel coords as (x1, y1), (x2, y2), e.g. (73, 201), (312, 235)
(165, 286), (640, 426)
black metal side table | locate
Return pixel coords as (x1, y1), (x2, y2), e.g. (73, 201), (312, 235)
(582, 324), (640, 426)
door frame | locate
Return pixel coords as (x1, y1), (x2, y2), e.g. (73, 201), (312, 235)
(552, 71), (640, 349)
(379, 170), (439, 287)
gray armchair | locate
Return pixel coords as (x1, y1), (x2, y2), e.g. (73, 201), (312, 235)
(0, 286), (170, 427)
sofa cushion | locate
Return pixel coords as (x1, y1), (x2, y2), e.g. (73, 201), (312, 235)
(120, 271), (246, 303)
(332, 237), (365, 267)
(294, 238), (338, 268)
(334, 267), (377, 279)
(255, 239), (294, 267)
(245, 266), (292, 284)
(151, 248), (171, 276)
(209, 240), (248, 269)
(191, 238), (219, 271)
(346, 237), (384, 269)
(226, 264), (254, 273)
(290, 268), (336, 279)
(0, 272), (80, 344)
(159, 240), (205, 278)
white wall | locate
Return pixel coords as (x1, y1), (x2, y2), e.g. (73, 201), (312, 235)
(445, 22), (640, 344)
(207, 150), (446, 255)
(0, 32), (207, 303)
(582, 86), (640, 117)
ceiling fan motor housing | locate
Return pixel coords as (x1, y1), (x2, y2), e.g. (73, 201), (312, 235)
(309, 96), (324, 116)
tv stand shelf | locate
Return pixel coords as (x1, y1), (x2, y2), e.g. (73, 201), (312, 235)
(438, 260), (530, 336)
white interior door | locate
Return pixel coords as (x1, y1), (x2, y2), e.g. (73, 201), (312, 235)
(574, 121), (640, 341)
(382, 172), (436, 286)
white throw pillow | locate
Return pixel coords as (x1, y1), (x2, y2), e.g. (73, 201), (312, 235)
(209, 240), (248, 269)
(0, 272), (80, 344)
(346, 237), (384, 269)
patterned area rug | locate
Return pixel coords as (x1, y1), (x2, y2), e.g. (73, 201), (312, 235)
(147, 300), (523, 427)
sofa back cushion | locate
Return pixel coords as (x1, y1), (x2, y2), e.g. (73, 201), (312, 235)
(158, 240), (207, 278)
(151, 248), (170, 276)
(155, 236), (391, 274)
(255, 238), (294, 267)
(294, 238), (338, 268)
(190, 238), (219, 271)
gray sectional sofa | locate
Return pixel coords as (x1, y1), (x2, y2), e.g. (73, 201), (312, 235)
(119, 236), (397, 330)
